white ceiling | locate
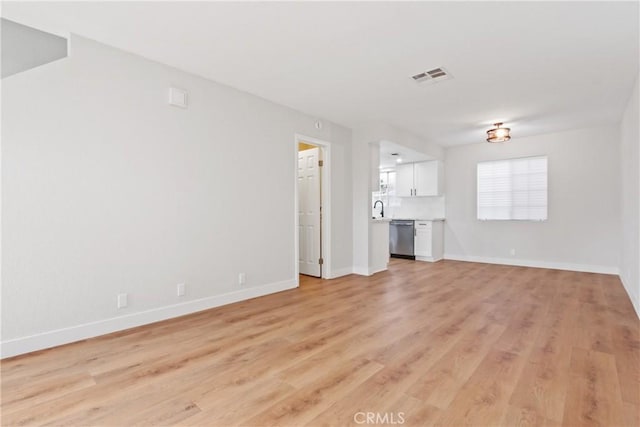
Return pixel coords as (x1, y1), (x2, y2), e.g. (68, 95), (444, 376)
(3, 1), (638, 147)
(379, 140), (434, 170)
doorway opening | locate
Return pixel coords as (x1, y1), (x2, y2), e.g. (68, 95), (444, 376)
(295, 134), (331, 283)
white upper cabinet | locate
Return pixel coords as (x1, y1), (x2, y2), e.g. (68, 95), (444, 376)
(414, 161), (443, 196)
(395, 163), (415, 197)
(395, 160), (443, 197)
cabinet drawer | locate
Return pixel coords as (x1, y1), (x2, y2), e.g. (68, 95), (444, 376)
(415, 221), (432, 230)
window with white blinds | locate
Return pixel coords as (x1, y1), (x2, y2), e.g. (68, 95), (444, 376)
(477, 156), (548, 221)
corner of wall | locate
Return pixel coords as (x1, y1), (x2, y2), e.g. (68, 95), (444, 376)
(618, 71), (640, 320)
(620, 272), (640, 319)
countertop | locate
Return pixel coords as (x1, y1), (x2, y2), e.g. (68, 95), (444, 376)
(371, 217), (445, 223)
(371, 217), (392, 223)
(389, 218), (445, 221)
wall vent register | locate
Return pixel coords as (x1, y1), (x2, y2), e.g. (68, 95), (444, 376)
(412, 67), (453, 83)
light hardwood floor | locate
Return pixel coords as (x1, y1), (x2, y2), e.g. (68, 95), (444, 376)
(2, 259), (639, 426)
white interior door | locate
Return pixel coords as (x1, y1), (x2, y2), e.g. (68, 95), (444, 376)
(298, 147), (321, 277)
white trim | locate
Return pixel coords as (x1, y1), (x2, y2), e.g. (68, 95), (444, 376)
(368, 266), (388, 276)
(352, 265), (387, 276)
(416, 256), (443, 262)
(327, 267), (354, 278)
(443, 253), (619, 275)
(619, 273), (640, 319)
(1, 279), (297, 359)
(352, 266), (370, 276)
(294, 134), (332, 280)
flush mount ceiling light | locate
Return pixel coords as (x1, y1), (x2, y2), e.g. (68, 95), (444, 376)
(390, 153), (403, 163)
(486, 122), (511, 143)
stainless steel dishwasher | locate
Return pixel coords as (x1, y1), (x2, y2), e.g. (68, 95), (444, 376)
(389, 219), (415, 260)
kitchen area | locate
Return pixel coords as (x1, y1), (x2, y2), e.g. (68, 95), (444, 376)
(371, 141), (445, 271)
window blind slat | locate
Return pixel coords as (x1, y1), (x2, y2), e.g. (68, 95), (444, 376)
(477, 156), (547, 221)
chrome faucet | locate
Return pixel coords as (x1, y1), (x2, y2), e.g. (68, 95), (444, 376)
(373, 200), (384, 218)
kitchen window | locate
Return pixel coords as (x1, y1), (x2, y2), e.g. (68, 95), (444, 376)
(477, 156), (548, 221)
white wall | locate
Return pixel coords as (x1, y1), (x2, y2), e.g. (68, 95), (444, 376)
(620, 72), (640, 317)
(444, 126), (621, 274)
(1, 35), (352, 357)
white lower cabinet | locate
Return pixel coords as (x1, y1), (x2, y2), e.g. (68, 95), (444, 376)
(415, 222), (432, 258)
(415, 220), (444, 262)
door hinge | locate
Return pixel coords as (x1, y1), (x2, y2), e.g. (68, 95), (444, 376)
(318, 160), (324, 167)
(319, 257), (324, 265)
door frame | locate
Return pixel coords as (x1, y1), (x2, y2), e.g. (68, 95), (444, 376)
(294, 134), (332, 283)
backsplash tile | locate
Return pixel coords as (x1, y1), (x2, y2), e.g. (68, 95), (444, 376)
(372, 194), (445, 219)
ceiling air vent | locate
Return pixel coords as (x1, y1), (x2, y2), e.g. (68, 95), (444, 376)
(412, 67), (452, 84)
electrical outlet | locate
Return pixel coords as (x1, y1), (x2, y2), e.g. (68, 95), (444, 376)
(177, 283), (185, 297)
(238, 273), (246, 285)
(117, 293), (128, 309)
(509, 248), (516, 256)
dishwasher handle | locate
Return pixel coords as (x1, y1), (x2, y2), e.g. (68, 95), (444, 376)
(390, 220), (415, 227)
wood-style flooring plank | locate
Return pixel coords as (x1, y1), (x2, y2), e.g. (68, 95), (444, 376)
(623, 402), (640, 427)
(1, 259), (638, 427)
(431, 349), (529, 426)
(508, 297), (578, 422)
(406, 320), (506, 409)
(562, 348), (626, 427)
(499, 404), (562, 427)
(242, 356), (383, 427)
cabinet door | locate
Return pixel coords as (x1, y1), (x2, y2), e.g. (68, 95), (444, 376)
(395, 163), (414, 197)
(415, 221), (432, 257)
(414, 161), (440, 196)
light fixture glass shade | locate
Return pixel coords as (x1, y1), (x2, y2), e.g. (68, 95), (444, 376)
(486, 123), (511, 143)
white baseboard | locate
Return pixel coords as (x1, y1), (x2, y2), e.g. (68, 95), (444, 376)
(1, 279), (297, 359)
(443, 254), (619, 275)
(620, 273), (640, 319)
(352, 266), (369, 276)
(369, 265), (388, 275)
(352, 265), (387, 276)
(328, 267), (354, 278)
(416, 256), (443, 263)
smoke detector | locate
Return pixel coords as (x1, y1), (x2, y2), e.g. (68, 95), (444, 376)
(412, 67), (453, 84)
